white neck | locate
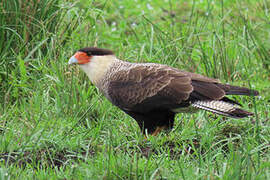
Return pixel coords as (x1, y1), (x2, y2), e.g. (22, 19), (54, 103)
(79, 55), (116, 85)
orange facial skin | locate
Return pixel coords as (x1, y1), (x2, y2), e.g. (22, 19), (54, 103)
(74, 52), (91, 64)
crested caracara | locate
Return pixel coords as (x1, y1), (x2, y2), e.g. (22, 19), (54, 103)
(68, 47), (259, 136)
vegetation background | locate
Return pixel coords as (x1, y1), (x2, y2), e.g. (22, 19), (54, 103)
(0, 0), (269, 179)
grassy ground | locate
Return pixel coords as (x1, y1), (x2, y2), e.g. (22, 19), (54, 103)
(0, 0), (269, 179)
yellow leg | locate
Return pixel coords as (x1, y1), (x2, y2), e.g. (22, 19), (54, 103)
(144, 126), (167, 139)
(151, 126), (167, 136)
(144, 134), (148, 140)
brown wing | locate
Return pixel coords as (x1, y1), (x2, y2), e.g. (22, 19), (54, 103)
(181, 71), (220, 83)
(107, 64), (193, 112)
(106, 63), (257, 114)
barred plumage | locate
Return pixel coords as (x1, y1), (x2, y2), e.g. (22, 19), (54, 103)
(191, 100), (253, 118)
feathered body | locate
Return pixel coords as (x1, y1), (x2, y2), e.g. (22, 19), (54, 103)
(69, 47), (259, 135)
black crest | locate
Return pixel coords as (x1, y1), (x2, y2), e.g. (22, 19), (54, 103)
(78, 47), (114, 56)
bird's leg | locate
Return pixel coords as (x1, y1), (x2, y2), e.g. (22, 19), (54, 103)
(143, 126), (167, 139)
(151, 126), (167, 136)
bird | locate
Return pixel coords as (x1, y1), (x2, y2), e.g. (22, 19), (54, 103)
(68, 47), (259, 136)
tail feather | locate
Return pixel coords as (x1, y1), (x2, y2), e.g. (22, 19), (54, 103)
(216, 84), (259, 96)
(221, 97), (242, 106)
(192, 100), (253, 118)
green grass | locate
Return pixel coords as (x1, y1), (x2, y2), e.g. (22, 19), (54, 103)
(0, 0), (269, 179)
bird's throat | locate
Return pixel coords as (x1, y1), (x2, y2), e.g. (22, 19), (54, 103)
(80, 55), (116, 85)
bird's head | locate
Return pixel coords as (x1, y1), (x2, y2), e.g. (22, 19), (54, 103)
(68, 47), (114, 65)
(68, 47), (116, 84)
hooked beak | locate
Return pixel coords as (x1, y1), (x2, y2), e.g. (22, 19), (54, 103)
(68, 56), (78, 64)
